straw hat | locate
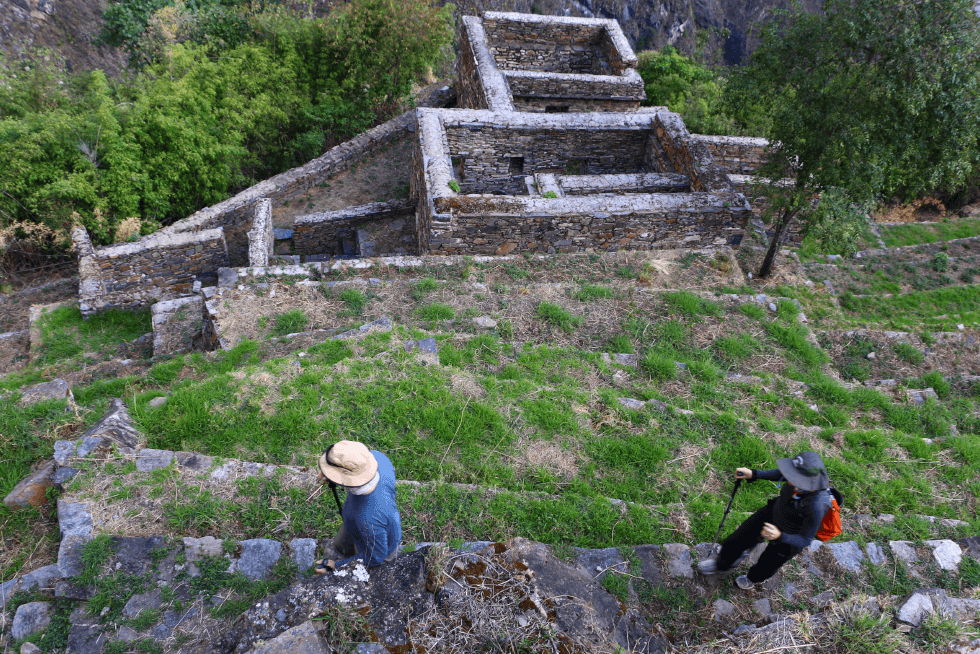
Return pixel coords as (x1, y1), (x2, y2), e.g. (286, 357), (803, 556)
(317, 440), (378, 487)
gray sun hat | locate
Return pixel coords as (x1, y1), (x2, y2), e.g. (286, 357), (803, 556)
(776, 451), (830, 491)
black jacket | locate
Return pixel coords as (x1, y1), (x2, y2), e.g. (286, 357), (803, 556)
(750, 468), (833, 549)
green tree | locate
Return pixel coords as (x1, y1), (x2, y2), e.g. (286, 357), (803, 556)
(728, 0), (980, 277)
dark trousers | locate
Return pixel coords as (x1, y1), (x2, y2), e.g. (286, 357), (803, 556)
(717, 501), (803, 584)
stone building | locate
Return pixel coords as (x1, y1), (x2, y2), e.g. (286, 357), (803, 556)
(71, 12), (769, 317)
(456, 12), (646, 113)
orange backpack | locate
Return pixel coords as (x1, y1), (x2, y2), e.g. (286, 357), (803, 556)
(816, 488), (844, 542)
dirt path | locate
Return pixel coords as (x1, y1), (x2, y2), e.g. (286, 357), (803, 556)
(272, 133), (415, 228)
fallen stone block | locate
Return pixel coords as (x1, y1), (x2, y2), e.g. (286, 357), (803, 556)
(713, 599), (736, 622)
(827, 541), (865, 572)
(58, 533), (93, 578)
(898, 589), (947, 626)
(18, 379), (73, 406)
(574, 546), (626, 582)
(175, 451), (213, 471)
(122, 588), (163, 618)
(333, 318), (392, 341)
(20, 642), (42, 654)
(12, 601), (51, 640)
(925, 539), (962, 571)
(57, 500), (93, 538)
(4, 460), (56, 510)
(20, 564), (63, 592)
(77, 398), (142, 449)
(75, 436), (108, 459)
(404, 337), (439, 364)
(752, 598), (771, 618)
(472, 316), (497, 328)
(238, 539), (282, 580)
(53, 440), (77, 466)
(616, 397), (646, 410)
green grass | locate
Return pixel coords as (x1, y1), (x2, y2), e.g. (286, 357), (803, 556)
(340, 288), (367, 315)
(662, 291), (722, 320)
(535, 302), (582, 333)
(270, 309), (310, 337)
(573, 284), (615, 301)
(33, 305), (151, 365)
(892, 342), (925, 365)
(416, 303), (454, 321)
(839, 285), (980, 330)
(880, 218), (980, 247)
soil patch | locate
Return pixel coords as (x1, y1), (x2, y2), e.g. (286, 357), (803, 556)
(0, 277), (77, 333)
(817, 329), (980, 383)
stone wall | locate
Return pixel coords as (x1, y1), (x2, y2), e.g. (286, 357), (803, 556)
(649, 113), (735, 194)
(247, 199), (274, 268)
(73, 227), (229, 316)
(482, 12), (635, 75)
(556, 172), (691, 195)
(433, 193), (749, 255)
(292, 200), (416, 257)
(457, 13), (643, 113)
(413, 108), (750, 256)
(159, 86), (456, 265)
(694, 135), (769, 174)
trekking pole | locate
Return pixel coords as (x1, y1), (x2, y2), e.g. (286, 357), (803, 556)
(711, 479), (742, 550)
(328, 480), (344, 518)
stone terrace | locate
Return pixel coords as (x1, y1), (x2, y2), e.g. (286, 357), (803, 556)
(457, 12), (646, 114)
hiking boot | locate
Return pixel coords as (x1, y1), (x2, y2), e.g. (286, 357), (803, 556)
(698, 555), (729, 575)
(731, 550), (750, 569)
(735, 575), (755, 590)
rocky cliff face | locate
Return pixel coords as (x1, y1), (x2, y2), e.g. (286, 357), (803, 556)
(454, 0), (824, 65)
(2, 0), (820, 77)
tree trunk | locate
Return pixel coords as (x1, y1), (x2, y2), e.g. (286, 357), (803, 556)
(757, 207), (798, 279)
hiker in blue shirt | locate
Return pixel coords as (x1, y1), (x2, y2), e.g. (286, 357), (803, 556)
(314, 440), (402, 572)
(698, 451), (834, 589)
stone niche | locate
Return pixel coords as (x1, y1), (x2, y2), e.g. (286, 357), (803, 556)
(457, 12), (646, 114)
(411, 108), (751, 256)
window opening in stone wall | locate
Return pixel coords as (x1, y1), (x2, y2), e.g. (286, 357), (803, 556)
(545, 106), (570, 113)
(509, 157), (525, 174)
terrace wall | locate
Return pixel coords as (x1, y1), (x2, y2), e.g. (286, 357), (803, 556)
(694, 135), (769, 174)
(158, 86), (455, 265)
(72, 226), (229, 316)
(292, 200), (417, 257)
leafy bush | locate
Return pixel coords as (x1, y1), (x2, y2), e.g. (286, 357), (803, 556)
(932, 252), (950, 272)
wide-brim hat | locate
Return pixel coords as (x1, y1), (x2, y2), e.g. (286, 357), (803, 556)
(318, 440), (378, 487)
(776, 451), (830, 491)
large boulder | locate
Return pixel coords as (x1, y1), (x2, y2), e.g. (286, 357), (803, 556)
(12, 601), (51, 640)
(3, 460), (56, 510)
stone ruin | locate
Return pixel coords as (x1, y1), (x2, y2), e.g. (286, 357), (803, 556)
(69, 11), (771, 321)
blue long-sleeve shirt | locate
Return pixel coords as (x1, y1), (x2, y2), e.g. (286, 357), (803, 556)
(335, 451), (402, 569)
(750, 468), (833, 549)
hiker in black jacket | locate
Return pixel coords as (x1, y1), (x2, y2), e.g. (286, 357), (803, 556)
(698, 451), (834, 589)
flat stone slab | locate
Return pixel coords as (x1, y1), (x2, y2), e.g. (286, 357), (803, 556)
(18, 379), (72, 406)
(136, 449), (174, 472)
(333, 318), (392, 340)
(752, 598), (771, 617)
(713, 599), (736, 622)
(616, 397), (646, 410)
(472, 316), (497, 328)
(123, 588), (163, 618)
(148, 396), (167, 408)
(20, 564), (63, 592)
(112, 536), (167, 576)
(4, 460), (56, 510)
(183, 536), (225, 577)
(76, 436), (108, 459)
(574, 547), (626, 582)
(58, 533), (93, 578)
(57, 500), (93, 538)
(290, 538), (317, 573)
(237, 539), (282, 580)
(175, 451), (213, 471)
(925, 539), (962, 570)
(405, 338), (438, 355)
(249, 620), (328, 654)
(898, 589), (946, 626)
(54, 440), (77, 466)
(12, 601), (51, 640)
(662, 543), (693, 579)
(53, 466), (80, 487)
(865, 542), (887, 566)
(827, 541), (864, 572)
(890, 540), (919, 564)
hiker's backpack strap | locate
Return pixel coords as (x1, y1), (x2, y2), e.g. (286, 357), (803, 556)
(829, 487), (844, 508)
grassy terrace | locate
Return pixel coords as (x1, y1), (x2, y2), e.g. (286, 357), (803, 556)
(1, 247), (978, 587)
(880, 217), (980, 248)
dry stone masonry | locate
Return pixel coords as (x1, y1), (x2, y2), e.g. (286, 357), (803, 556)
(457, 12), (646, 113)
